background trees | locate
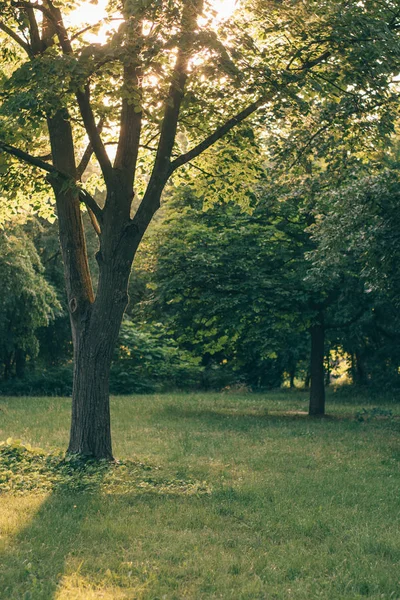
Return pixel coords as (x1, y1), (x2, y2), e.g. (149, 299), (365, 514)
(0, 226), (59, 381)
(0, 0), (399, 454)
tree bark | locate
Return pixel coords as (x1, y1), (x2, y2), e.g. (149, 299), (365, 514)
(355, 351), (368, 385)
(325, 350), (330, 386)
(66, 223), (138, 458)
(15, 349), (26, 379)
(289, 368), (296, 389)
(309, 310), (325, 416)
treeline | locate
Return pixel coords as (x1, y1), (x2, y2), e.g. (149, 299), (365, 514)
(1, 156), (399, 400)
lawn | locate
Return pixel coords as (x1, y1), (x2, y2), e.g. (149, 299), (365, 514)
(0, 389), (399, 599)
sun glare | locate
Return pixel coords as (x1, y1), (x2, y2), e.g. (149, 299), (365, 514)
(212, 0), (238, 20)
(66, 0), (239, 44)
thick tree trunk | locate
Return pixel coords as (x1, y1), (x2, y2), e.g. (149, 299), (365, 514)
(68, 332), (114, 458)
(66, 203), (139, 459)
(309, 310), (325, 416)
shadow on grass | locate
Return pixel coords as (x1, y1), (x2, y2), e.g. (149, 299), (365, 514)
(159, 404), (353, 432)
(0, 453), (212, 600)
(0, 479), (105, 600)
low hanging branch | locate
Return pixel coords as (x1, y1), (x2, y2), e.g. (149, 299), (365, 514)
(0, 139), (103, 224)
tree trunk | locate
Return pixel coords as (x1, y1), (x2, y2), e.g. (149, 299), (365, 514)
(309, 310), (325, 416)
(325, 350), (330, 386)
(15, 349), (26, 379)
(66, 195), (140, 458)
(355, 351), (368, 385)
(304, 371), (310, 389)
(289, 368), (296, 389)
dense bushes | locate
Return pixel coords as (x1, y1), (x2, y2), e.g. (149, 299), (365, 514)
(110, 319), (203, 394)
(0, 320), (204, 396)
(0, 365), (73, 396)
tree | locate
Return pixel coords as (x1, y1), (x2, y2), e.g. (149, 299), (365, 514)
(309, 164), (400, 389)
(0, 226), (59, 380)
(0, 0), (398, 457)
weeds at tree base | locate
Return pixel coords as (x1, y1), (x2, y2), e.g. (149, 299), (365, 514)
(0, 439), (211, 497)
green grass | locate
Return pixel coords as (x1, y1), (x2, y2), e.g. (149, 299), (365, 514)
(0, 389), (399, 599)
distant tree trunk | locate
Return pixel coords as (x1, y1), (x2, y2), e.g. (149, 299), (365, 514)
(304, 371), (310, 389)
(3, 353), (12, 381)
(15, 349), (26, 379)
(355, 351), (368, 385)
(350, 352), (356, 384)
(289, 367), (296, 389)
(309, 310), (325, 416)
(325, 351), (330, 386)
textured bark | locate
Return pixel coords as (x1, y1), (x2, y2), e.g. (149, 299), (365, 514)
(67, 219), (138, 458)
(309, 310), (325, 416)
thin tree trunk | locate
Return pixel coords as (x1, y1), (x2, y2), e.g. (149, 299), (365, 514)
(355, 351), (368, 385)
(309, 310), (325, 416)
(289, 368), (296, 389)
(325, 350), (330, 386)
(15, 349), (26, 379)
(304, 371), (310, 389)
(350, 352), (356, 384)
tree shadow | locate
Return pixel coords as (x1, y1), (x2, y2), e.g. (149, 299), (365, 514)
(0, 479), (104, 600)
(0, 456), (212, 599)
(160, 404), (352, 432)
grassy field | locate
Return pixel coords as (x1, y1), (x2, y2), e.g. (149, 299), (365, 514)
(0, 389), (399, 599)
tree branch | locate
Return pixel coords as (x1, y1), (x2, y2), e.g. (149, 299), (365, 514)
(0, 21), (33, 56)
(0, 138), (103, 223)
(76, 86), (113, 183)
(21, 0), (114, 184)
(76, 118), (104, 180)
(78, 189), (103, 226)
(0, 139), (59, 175)
(114, 59), (142, 186)
(151, 0), (203, 177)
(288, 124), (330, 168)
(169, 91), (275, 173)
(290, 50), (331, 71)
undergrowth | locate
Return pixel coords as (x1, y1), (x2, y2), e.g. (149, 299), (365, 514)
(0, 439), (211, 496)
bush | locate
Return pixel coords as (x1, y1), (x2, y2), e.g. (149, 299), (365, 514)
(0, 365), (73, 396)
(0, 320), (205, 396)
(109, 319), (204, 394)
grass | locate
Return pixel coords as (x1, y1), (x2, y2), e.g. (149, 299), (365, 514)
(0, 388), (399, 599)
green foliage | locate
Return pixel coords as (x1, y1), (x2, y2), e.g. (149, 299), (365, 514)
(355, 407), (394, 423)
(0, 226), (60, 381)
(308, 166), (400, 388)
(110, 319), (203, 393)
(134, 186), (313, 389)
(0, 365), (73, 396)
(0, 438), (211, 496)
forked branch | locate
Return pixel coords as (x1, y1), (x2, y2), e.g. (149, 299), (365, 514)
(0, 138), (103, 224)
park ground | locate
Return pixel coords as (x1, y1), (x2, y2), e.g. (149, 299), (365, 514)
(0, 389), (399, 599)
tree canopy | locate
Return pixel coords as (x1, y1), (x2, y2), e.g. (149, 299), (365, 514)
(0, 0), (399, 456)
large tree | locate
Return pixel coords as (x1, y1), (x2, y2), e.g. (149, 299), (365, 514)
(0, 0), (398, 457)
